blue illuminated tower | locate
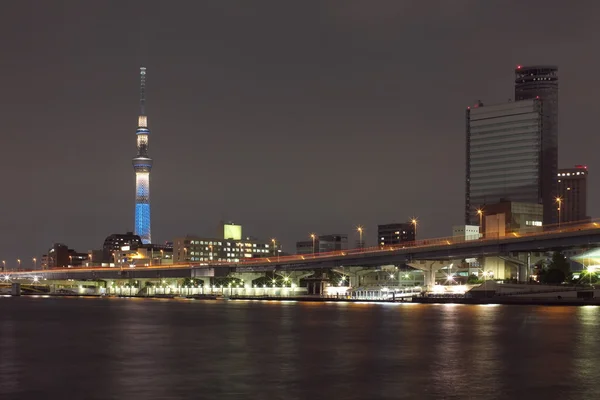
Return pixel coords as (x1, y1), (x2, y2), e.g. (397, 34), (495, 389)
(133, 66), (152, 244)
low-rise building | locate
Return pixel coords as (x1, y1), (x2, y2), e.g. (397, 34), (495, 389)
(452, 225), (480, 241)
(173, 236), (276, 263)
(296, 234), (348, 254)
(102, 232), (143, 262)
(378, 223), (415, 246)
(482, 200), (543, 238)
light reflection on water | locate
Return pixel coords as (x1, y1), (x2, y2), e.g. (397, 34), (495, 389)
(0, 297), (599, 400)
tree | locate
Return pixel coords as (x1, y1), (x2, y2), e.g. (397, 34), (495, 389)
(536, 252), (571, 284)
(548, 251), (571, 280)
(540, 268), (565, 285)
(467, 274), (481, 284)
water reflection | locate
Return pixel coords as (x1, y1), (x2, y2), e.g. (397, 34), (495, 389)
(571, 306), (600, 400)
(1, 298), (600, 399)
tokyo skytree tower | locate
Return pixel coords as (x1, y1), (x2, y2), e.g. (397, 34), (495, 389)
(132, 66), (152, 244)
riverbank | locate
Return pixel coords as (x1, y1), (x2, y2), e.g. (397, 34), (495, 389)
(414, 297), (600, 306)
(7, 292), (600, 306)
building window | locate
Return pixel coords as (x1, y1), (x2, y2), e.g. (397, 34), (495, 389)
(526, 221), (542, 227)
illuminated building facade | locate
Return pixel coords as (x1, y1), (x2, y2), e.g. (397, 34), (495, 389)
(557, 165), (589, 223)
(465, 100), (544, 225)
(173, 235), (275, 263)
(102, 232), (142, 262)
(133, 66), (152, 244)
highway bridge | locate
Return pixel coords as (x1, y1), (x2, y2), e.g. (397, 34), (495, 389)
(4, 220), (600, 282)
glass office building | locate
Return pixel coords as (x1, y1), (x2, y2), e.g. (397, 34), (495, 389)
(465, 99), (544, 224)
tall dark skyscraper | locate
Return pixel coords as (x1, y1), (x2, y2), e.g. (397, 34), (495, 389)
(133, 67), (152, 244)
(514, 65), (558, 225)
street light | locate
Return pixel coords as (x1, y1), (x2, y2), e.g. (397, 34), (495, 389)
(17, 259), (21, 269)
(32, 257), (36, 270)
(411, 218), (418, 240)
(477, 209), (484, 238)
(556, 197), (562, 227)
(310, 234), (316, 255)
(2, 260), (5, 271)
(357, 226), (363, 248)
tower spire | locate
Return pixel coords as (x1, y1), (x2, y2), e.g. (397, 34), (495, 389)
(139, 66), (147, 116)
(133, 66), (152, 244)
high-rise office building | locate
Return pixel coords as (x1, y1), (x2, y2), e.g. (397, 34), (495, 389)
(557, 165), (588, 224)
(465, 100), (544, 224)
(133, 66), (153, 244)
(377, 223), (415, 246)
(515, 65), (558, 224)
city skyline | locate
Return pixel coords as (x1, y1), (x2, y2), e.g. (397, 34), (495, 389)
(1, 1), (599, 263)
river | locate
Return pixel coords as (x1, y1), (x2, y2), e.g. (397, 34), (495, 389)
(0, 296), (599, 399)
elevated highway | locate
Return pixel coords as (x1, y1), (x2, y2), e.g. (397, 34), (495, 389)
(5, 221), (600, 282)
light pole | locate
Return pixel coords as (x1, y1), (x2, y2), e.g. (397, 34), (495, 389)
(411, 218), (418, 240)
(556, 197), (562, 227)
(88, 253), (92, 266)
(2, 260), (5, 271)
(17, 259), (21, 269)
(271, 239), (279, 262)
(357, 226), (363, 249)
(477, 209), (484, 238)
(69, 255), (73, 267)
(310, 234), (316, 255)
(32, 257), (36, 270)
(160, 249), (164, 265)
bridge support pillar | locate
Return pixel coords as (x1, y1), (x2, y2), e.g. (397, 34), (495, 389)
(229, 272), (266, 288)
(11, 283), (21, 296)
(482, 257), (508, 280)
(407, 260), (454, 292)
(332, 266), (374, 288)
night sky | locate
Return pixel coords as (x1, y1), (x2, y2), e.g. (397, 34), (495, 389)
(1, 1), (599, 265)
